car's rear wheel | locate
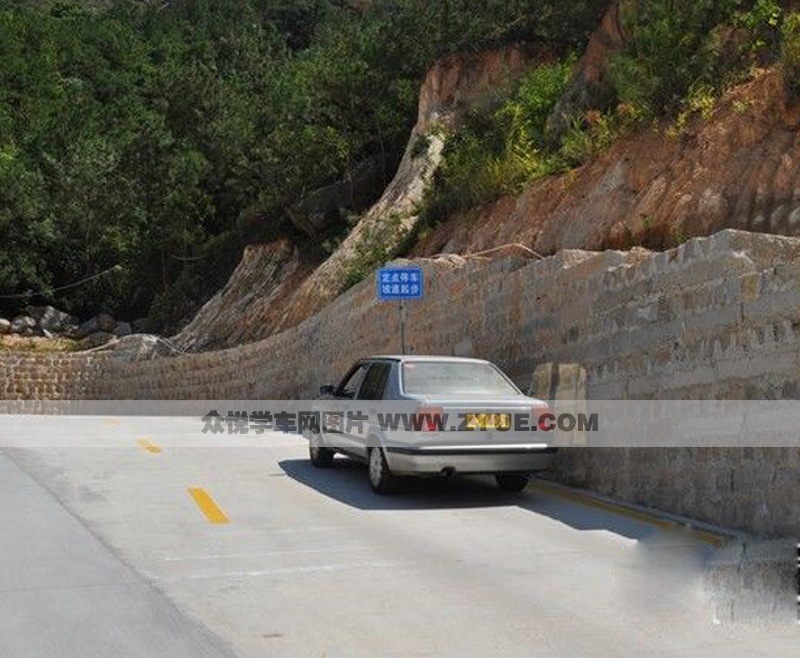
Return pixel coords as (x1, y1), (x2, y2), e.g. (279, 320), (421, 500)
(309, 433), (335, 468)
(495, 473), (530, 492)
(368, 447), (397, 494)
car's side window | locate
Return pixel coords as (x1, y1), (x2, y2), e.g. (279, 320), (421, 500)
(337, 363), (369, 399)
(358, 363), (390, 401)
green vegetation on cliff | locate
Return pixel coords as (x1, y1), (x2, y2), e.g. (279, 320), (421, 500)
(8, 0), (791, 329)
(422, 0), (786, 224)
(0, 0), (605, 329)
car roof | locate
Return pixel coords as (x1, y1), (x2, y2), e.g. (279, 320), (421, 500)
(363, 355), (491, 364)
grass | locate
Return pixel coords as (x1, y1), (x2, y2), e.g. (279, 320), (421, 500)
(341, 211), (406, 291)
(0, 335), (79, 352)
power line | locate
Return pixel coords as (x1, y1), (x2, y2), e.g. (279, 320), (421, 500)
(0, 264), (122, 300)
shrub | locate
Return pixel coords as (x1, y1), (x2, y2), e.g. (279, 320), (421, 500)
(341, 212), (405, 291)
(609, 0), (743, 117)
(419, 0), (788, 231)
(781, 12), (800, 101)
(666, 82), (718, 137)
(609, 0), (781, 119)
(559, 111), (618, 165)
(735, 0), (782, 63)
(420, 58), (573, 222)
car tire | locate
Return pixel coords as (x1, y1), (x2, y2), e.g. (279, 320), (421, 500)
(368, 447), (397, 494)
(309, 433), (335, 468)
(495, 473), (530, 492)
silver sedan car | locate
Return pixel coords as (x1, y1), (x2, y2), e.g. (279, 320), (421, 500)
(308, 356), (556, 494)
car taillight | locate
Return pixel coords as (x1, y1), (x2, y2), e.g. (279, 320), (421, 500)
(416, 406), (444, 432)
(531, 403), (554, 432)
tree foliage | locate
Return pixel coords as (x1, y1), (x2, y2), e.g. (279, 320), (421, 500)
(609, 0), (782, 117)
(781, 11), (800, 100)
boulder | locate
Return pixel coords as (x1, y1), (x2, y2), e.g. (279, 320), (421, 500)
(0, 318), (10, 335)
(131, 318), (149, 333)
(78, 331), (115, 350)
(114, 321), (132, 338)
(287, 157), (387, 237)
(96, 313), (117, 333)
(77, 313), (116, 338)
(171, 240), (307, 352)
(110, 334), (173, 361)
(77, 316), (99, 338)
(10, 316), (36, 336)
(63, 324), (82, 339)
(27, 305), (77, 334)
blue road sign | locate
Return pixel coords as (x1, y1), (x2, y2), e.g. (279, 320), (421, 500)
(377, 266), (424, 301)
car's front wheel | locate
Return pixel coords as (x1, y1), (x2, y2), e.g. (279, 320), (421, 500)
(495, 473), (530, 492)
(368, 447), (397, 494)
(309, 433), (335, 468)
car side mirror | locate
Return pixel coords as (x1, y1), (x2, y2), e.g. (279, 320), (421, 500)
(320, 384), (335, 396)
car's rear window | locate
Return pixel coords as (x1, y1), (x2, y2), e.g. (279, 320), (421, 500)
(401, 361), (519, 396)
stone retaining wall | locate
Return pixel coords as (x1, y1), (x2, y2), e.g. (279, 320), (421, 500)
(3, 229), (800, 535)
(88, 229), (800, 401)
(0, 352), (113, 400)
(548, 447), (800, 537)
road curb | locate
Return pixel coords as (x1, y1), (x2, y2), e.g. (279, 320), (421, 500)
(529, 477), (741, 547)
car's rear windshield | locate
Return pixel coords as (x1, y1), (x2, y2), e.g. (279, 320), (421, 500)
(401, 361), (519, 396)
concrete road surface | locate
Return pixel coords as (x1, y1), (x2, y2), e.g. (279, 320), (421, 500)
(1, 416), (797, 658)
(0, 449), (235, 658)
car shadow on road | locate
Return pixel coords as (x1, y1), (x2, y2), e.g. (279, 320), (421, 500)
(279, 457), (667, 540)
(279, 457), (530, 511)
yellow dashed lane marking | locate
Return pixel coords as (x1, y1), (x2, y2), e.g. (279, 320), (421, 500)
(530, 481), (728, 547)
(136, 438), (162, 454)
(188, 488), (230, 525)
(104, 418), (121, 426)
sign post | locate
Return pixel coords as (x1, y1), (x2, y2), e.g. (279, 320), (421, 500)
(399, 299), (407, 355)
(377, 266), (424, 355)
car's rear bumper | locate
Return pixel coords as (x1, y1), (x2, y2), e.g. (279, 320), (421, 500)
(384, 445), (557, 475)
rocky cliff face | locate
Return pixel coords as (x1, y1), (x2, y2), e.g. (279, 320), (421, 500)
(414, 69), (800, 258)
(271, 44), (542, 334)
(172, 44), (541, 351)
(172, 239), (310, 352)
(173, 1), (800, 354)
(416, 44), (538, 131)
